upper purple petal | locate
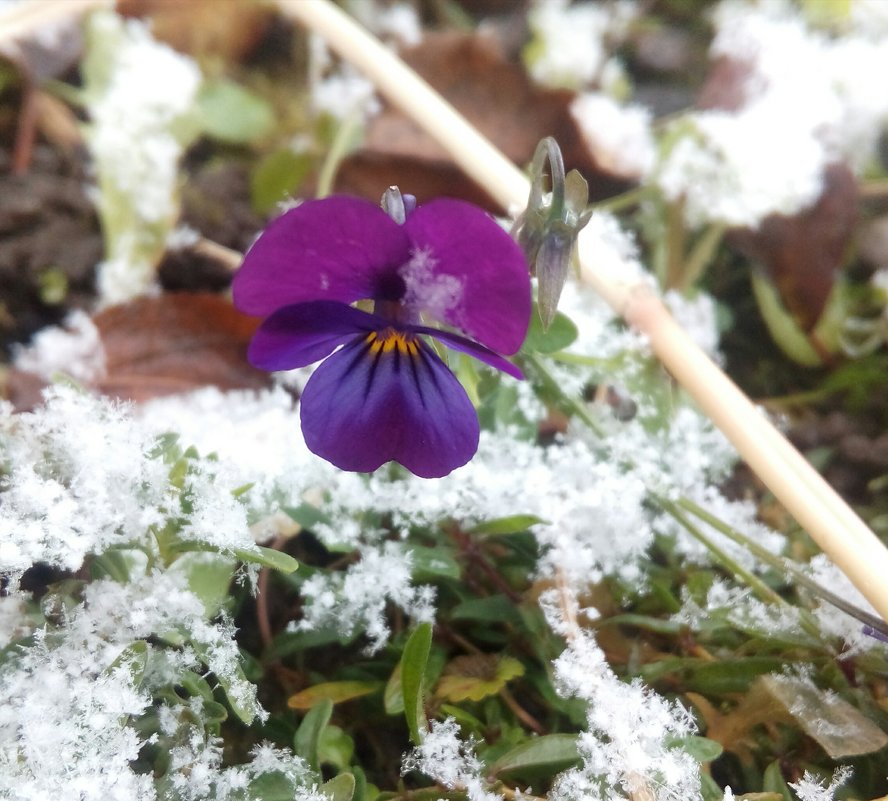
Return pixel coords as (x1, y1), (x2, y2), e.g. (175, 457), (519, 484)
(409, 324), (524, 380)
(247, 300), (385, 371)
(233, 196), (410, 316)
(402, 199), (532, 354)
(300, 334), (479, 478)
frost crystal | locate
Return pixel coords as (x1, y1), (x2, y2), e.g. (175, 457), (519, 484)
(789, 766), (853, 801)
(84, 12), (202, 304)
(294, 542), (436, 653)
(403, 718), (500, 801)
(656, 0), (888, 228)
(544, 603), (701, 801)
(526, 0), (637, 91)
(571, 93), (656, 179)
(12, 310), (106, 383)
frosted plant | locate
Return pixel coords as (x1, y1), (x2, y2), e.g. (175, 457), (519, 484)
(789, 766), (853, 801)
(12, 310), (106, 383)
(542, 592), (702, 801)
(293, 541), (436, 653)
(655, 0), (888, 229)
(402, 718), (500, 801)
(0, 386), (264, 589)
(571, 92), (656, 180)
(82, 11), (202, 304)
(525, 0), (637, 91)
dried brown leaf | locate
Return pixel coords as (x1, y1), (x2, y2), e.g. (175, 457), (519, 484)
(93, 293), (269, 402)
(335, 31), (630, 208)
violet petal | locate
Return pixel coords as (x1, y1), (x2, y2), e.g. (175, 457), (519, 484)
(233, 196), (410, 316)
(300, 333), (480, 478)
(247, 300), (385, 371)
(409, 324), (524, 379)
(403, 199), (531, 354)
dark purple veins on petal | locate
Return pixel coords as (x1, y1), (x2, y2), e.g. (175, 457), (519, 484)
(247, 300), (387, 371)
(299, 330), (480, 479)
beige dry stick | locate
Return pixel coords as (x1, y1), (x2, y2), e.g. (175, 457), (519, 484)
(3, 0), (888, 621)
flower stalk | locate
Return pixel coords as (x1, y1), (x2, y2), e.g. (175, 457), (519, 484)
(280, 0), (888, 624)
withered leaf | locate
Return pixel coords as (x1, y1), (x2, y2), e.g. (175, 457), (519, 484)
(728, 162), (858, 332)
(335, 31), (631, 209)
(93, 293), (269, 402)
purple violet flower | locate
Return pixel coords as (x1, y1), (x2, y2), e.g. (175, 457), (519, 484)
(233, 194), (532, 478)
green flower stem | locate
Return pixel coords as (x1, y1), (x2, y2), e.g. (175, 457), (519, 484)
(656, 496), (784, 608)
(522, 352), (605, 437)
(678, 222), (727, 293)
(678, 496), (888, 640)
(316, 110), (362, 199)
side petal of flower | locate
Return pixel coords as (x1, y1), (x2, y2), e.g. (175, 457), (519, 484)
(409, 324), (524, 380)
(247, 300), (385, 371)
(233, 196), (410, 316)
(403, 199), (532, 355)
(300, 334), (480, 479)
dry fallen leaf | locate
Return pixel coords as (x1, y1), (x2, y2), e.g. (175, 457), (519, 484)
(5, 293), (270, 409)
(335, 31), (632, 208)
(728, 162), (858, 332)
(93, 293), (269, 402)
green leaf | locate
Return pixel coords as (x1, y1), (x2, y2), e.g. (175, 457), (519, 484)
(294, 698), (334, 772)
(251, 149), (312, 215)
(409, 546), (461, 580)
(197, 79), (275, 144)
(384, 663), (405, 715)
(469, 515), (546, 537)
(762, 760), (794, 801)
(234, 546), (299, 573)
(664, 735), (723, 763)
(522, 307), (578, 354)
(318, 725), (355, 771)
(450, 595), (521, 625)
(489, 734), (580, 777)
(401, 623), (433, 745)
(105, 641), (149, 687)
(288, 680), (382, 710)
(322, 773), (356, 801)
(170, 550), (235, 617)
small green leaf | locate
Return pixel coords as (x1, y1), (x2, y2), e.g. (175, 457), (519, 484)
(197, 79), (275, 144)
(251, 149), (312, 215)
(384, 663), (405, 715)
(401, 623), (433, 745)
(409, 546), (461, 580)
(294, 698), (334, 772)
(288, 681), (381, 710)
(522, 307), (578, 354)
(664, 735), (723, 763)
(318, 726), (354, 771)
(489, 734), (580, 777)
(762, 760), (794, 801)
(450, 595), (521, 625)
(105, 641), (149, 687)
(170, 550), (235, 618)
(322, 773), (356, 801)
(469, 515), (546, 537)
(234, 546), (299, 573)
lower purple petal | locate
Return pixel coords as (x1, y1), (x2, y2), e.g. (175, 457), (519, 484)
(300, 333), (480, 478)
(248, 301), (384, 371)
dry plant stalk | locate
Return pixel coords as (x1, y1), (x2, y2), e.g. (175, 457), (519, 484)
(2, 1), (887, 621)
(280, 0), (888, 622)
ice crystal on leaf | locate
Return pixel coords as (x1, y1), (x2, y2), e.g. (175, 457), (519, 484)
(402, 718), (500, 801)
(789, 767), (853, 801)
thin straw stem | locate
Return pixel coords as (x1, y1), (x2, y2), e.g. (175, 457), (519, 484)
(281, 0), (888, 623)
